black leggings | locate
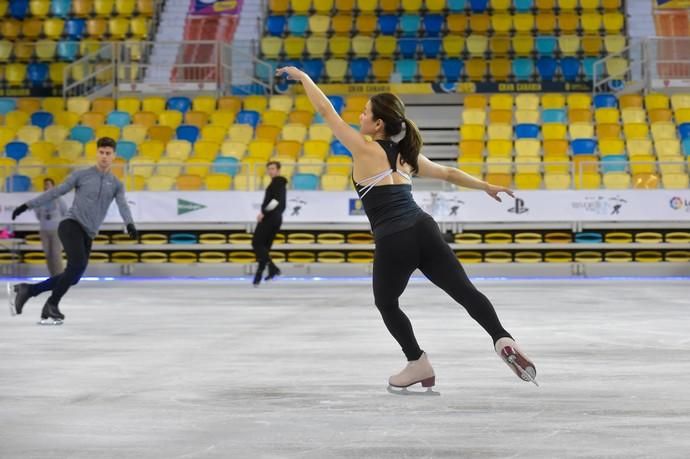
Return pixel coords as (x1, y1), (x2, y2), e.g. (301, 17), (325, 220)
(252, 216), (281, 267)
(29, 219), (92, 306)
(373, 214), (511, 361)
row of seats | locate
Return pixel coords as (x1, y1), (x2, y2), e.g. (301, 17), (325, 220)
(268, 0), (624, 14)
(0, 16), (151, 40)
(460, 108), (690, 125)
(261, 34), (627, 59)
(265, 12), (625, 37)
(261, 56), (625, 83)
(460, 92), (690, 110)
(0, 0), (156, 19)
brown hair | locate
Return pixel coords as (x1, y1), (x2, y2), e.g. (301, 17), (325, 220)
(369, 93), (422, 173)
(96, 137), (116, 149)
(266, 160), (281, 170)
(43, 178), (55, 186)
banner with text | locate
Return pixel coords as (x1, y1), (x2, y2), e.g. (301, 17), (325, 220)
(188, 0), (243, 15)
(2, 190), (690, 225)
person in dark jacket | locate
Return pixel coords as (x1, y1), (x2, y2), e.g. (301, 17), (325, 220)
(252, 161), (287, 286)
(34, 178), (69, 276)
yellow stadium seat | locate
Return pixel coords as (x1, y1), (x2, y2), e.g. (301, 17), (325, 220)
(228, 124), (254, 144)
(267, 95), (292, 113)
(108, 17), (129, 39)
(30, 0), (51, 16)
(656, 139), (681, 157)
(464, 95), (487, 109)
(597, 123), (621, 139)
(676, 108), (690, 124)
(515, 172), (542, 189)
(574, 172), (601, 190)
(535, 0), (555, 8)
(401, 0), (422, 11)
(569, 122), (594, 139)
(489, 110), (513, 124)
(603, 12), (624, 33)
(566, 93), (591, 110)
(253, 125), (279, 142)
(283, 37), (306, 59)
(94, 0), (113, 15)
(158, 110), (182, 129)
(465, 59), (487, 81)
(42, 125), (68, 145)
(57, 140), (83, 161)
(166, 140), (192, 160)
(261, 110), (288, 128)
(331, 14), (353, 34)
(269, 0), (289, 13)
(15, 126), (42, 145)
(469, 13), (490, 34)
(5, 111), (29, 129)
(487, 124), (512, 140)
(233, 174), (260, 191)
(372, 59), (394, 82)
(190, 96), (216, 115)
(544, 173), (571, 190)
(356, 14), (377, 34)
(379, 0), (400, 12)
(485, 172), (512, 187)
(51, 112), (77, 130)
(156, 158), (184, 178)
(595, 108), (620, 124)
(535, 13), (556, 33)
(514, 94), (539, 111)
(122, 124), (148, 144)
(248, 140), (275, 160)
(558, 12), (579, 34)
(512, 35), (534, 55)
(623, 123), (649, 140)
(17, 157), (44, 178)
(30, 141), (56, 161)
(303, 140), (329, 159)
(141, 96), (166, 114)
(146, 175), (175, 191)
(297, 157), (324, 175)
(489, 36), (511, 55)
(543, 138), (568, 156)
(309, 124), (332, 142)
(217, 96), (242, 113)
(0, 127), (15, 149)
(600, 139), (624, 156)
(83, 141), (98, 160)
(510, 14), (533, 35)
(648, 109), (672, 124)
(346, 95), (369, 112)
(306, 36), (328, 58)
(288, 110), (314, 126)
(604, 35), (626, 54)
(492, 13), (512, 34)
(486, 156), (511, 174)
(581, 12), (603, 34)
(645, 93), (669, 110)
(559, 35), (580, 56)
(199, 125), (226, 143)
(220, 141), (247, 159)
(652, 122), (677, 141)
(446, 15), (467, 35)
(515, 139), (541, 157)
(489, 94), (513, 111)
(275, 140), (301, 160)
(281, 123), (308, 143)
(209, 111), (236, 128)
(462, 109), (486, 125)
(632, 173), (659, 189)
(321, 174), (349, 191)
(308, 14), (330, 35)
(662, 173), (690, 189)
(95, 125), (120, 140)
(327, 36), (348, 58)
(375, 36), (397, 57)
(419, 59), (440, 81)
(542, 124), (567, 140)
(352, 35), (374, 57)
(124, 174), (146, 191)
(66, 97), (91, 115)
(627, 139), (653, 156)
(5, 63), (26, 86)
(489, 59), (511, 81)
(630, 155), (657, 175)
(486, 139), (512, 157)
(603, 172), (631, 189)
(175, 174), (203, 191)
(461, 124), (485, 141)
(620, 108), (646, 124)
(204, 173), (232, 190)
(139, 140), (165, 161)
(326, 59), (348, 82)
(606, 57), (628, 79)
(185, 157), (212, 177)
(569, 109), (592, 123)
(543, 153), (570, 173)
(459, 140), (484, 158)
(541, 94), (565, 109)
(326, 156), (352, 175)
(79, 112), (104, 130)
(92, 98), (115, 114)
(184, 111), (208, 129)
(190, 141), (218, 161)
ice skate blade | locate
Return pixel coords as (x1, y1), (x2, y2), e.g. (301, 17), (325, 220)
(37, 318), (63, 326)
(387, 385), (440, 396)
(507, 354), (539, 387)
(7, 282), (15, 316)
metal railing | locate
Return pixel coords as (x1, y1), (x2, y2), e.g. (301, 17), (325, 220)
(2, 160), (687, 192)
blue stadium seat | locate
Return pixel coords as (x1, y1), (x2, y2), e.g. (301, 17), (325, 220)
(583, 57), (602, 81)
(70, 125), (95, 143)
(5, 175), (31, 192)
(31, 111), (53, 129)
(107, 111), (132, 128)
(302, 59), (324, 81)
(601, 155), (628, 173)
(51, 0), (72, 18)
(398, 38), (418, 58)
(400, 15), (420, 35)
(236, 110), (260, 127)
(378, 15), (398, 35)
(679, 123), (690, 140)
(469, 0), (489, 13)
(256, 59), (277, 82)
(448, 0), (466, 11)
(515, 124), (540, 139)
(331, 140), (351, 157)
(682, 138), (690, 156)
(27, 63), (48, 87)
(560, 57), (581, 82)
(571, 139), (597, 155)
(514, 0), (533, 11)
(422, 38), (442, 58)
(350, 59), (371, 83)
(535, 36), (557, 56)
(513, 59), (534, 81)
(287, 15), (308, 36)
(5, 142), (29, 161)
(212, 157), (240, 176)
(542, 109), (567, 123)
(594, 93), (618, 108)
(176, 125), (200, 143)
(266, 16), (286, 36)
(292, 173), (319, 190)
(10, 0), (29, 19)
(65, 18), (86, 38)
(327, 96), (345, 114)
(423, 15), (444, 36)
(167, 97), (192, 113)
(116, 141), (137, 161)
(536, 57), (557, 81)
(0, 99), (16, 115)
(441, 59), (463, 82)
(396, 59), (417, 82)
(57, 41), (79, 60)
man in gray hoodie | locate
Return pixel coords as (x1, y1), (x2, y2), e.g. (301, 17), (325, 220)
(10, 137), (137, 324)
(35, 178), (68, 276)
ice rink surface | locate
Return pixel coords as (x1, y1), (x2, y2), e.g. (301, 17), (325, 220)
(1, 277), (689, 458)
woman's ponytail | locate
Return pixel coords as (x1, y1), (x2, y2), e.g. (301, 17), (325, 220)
(397, 117), (422, 174)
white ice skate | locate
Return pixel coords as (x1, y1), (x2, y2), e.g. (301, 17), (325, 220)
(495, 337), (538, 386)
(7, 282), (14, 316)
(37, 318), (63, 326)
(387, 352), (440, 396)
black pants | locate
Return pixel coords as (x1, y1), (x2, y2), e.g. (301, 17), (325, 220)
(373, 214), (512, 361)
(30, 219), (92, 306)
(252, 216), (281, 267)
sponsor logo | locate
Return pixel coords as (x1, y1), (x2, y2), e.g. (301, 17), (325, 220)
(288, 198), (307, 217)
(177, 198), (206, 215)
(571, 195), (627, 216)
(349, 198), (366, 216)
(508, 198), (529, 214)
(670, 196), (690, 212)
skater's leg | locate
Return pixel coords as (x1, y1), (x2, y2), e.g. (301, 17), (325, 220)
(373, 229), (422, 361)
(252, 221), (272, 265)
(29, 220), (85, 297)
(417, 217), (511, 344)
(265, 220), (282, 278)
(45, 220), (91, 306)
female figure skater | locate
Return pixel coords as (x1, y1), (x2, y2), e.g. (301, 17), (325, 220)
(277, 66), (537, 392)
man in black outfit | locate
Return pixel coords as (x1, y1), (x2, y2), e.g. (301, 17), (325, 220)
(252, 161), (287, 286)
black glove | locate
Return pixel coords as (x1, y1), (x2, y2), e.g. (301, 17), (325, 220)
(11, 204), (28, 220)
(126, 223), (138, 240)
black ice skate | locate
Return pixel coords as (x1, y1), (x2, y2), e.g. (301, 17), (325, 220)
(8, 283), (31, 316)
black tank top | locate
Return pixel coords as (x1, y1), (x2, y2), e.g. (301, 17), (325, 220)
(353, 140), (424, 241)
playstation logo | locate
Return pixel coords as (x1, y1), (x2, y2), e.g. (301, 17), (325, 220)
(508, 198), (529, 214)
